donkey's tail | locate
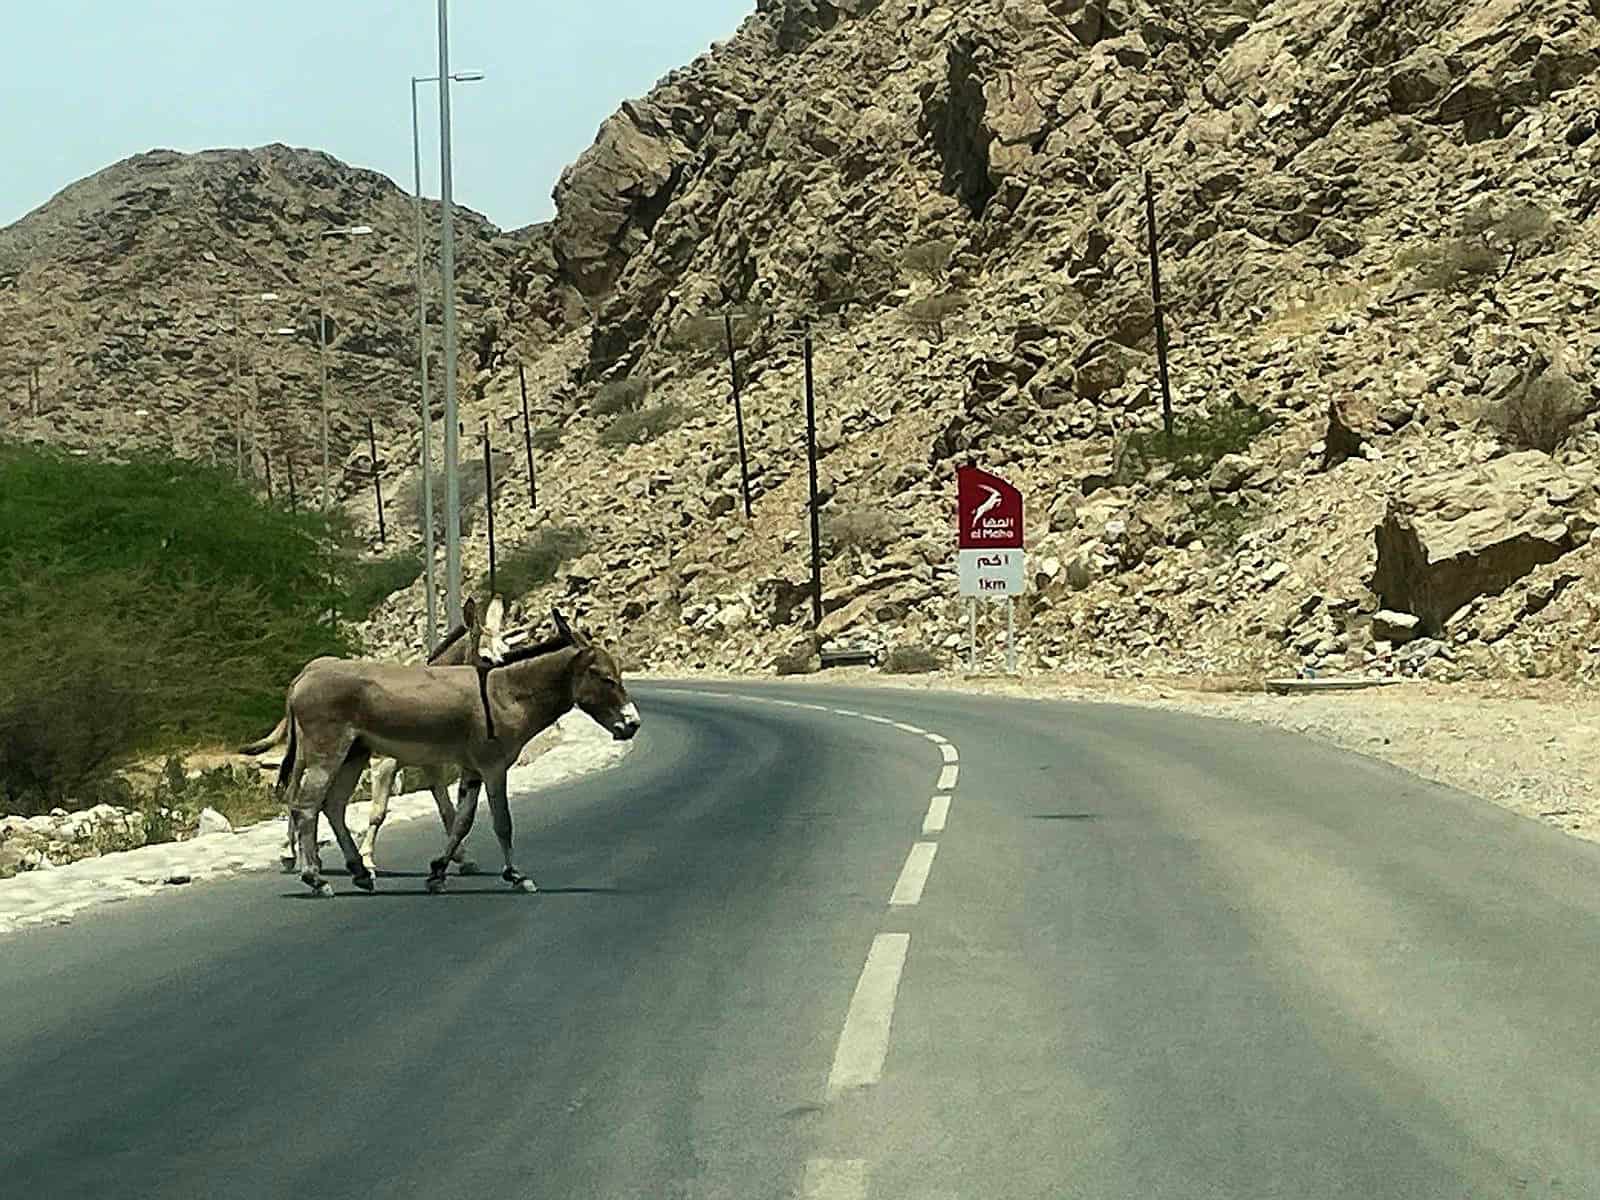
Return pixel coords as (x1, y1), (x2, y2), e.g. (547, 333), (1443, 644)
(276, 708), (298, 794)
(238, 714), (289, 757)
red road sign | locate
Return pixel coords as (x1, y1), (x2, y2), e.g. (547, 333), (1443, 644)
(957, 465), (1024, 551)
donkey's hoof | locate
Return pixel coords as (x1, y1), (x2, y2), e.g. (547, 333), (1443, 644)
(425, 876), (448, 895)
(360, 855), (377, 874)
(516, 878), (539, 894)
(456, 859), (481, 875)
(313, 882), (335, 898)
(279, 856), (297, 874)
(353, 874), (375, 893)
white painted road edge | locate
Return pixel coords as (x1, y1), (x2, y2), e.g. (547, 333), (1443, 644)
(923, 795), (950, 835)
(0, 711), (633, 937)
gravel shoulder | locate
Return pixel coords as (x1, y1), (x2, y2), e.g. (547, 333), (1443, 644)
(642, 668), (1600, 846)
(0, 711), (633, 937)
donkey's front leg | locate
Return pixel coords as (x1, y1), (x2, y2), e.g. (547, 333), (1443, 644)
(425, 775), (481, 894)
(486, 770), (536, 893)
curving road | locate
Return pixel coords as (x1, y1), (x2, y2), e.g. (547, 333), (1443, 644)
(4, 682), (1600, 1199)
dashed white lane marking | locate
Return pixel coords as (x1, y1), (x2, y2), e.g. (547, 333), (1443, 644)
(859, 714), (894, 725)
(802, 1158), (868, 1200)
(938, 742), (958, 764)
(922, 795), (950, 835)
(892, 721), (926, 736)
(924, 731), (946, 745)
(826, 933), (911, 1098)
(889, 842), (939, 907)
(936, 763), (959, 791)
(831, 708), (862, 717)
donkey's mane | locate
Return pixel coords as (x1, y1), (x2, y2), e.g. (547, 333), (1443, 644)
(491, 632), (574, 668)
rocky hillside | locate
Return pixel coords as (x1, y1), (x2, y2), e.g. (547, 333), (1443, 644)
(357, 0), (1600, 685)
(10, 2), (1600, 686)
(0, 144), (521, 514)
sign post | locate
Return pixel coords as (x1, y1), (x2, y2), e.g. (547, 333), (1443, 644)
(956, 464), (1025, 675)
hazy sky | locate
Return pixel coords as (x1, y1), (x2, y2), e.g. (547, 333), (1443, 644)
(0, 0), (755, 231)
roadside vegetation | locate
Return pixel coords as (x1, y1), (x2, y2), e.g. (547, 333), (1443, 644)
(599, 403), (684, 448)
(0, 441), (393, 815)
(1114, 398), (1275, 485)
(483, 524), (589, 598)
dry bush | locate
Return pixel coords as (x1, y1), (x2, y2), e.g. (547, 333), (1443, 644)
(593, 378), (649, 416)
(599, 404), (684, 448)
(1396, 237), (1501, 293)
(1490, 365), (1593, 453)
(901, 238), (956, 281)
(530, 425), (563, 452)
(901, 291), (968, 342)
(774, 648), (818, 676)
(881, 646), (941, 675)
(823, 507), (897, 557)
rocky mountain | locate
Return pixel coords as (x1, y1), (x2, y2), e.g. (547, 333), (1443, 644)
(12, 1), (1600, 686)
(0, 144), (521, 510)
(358, 0), (1600, 685)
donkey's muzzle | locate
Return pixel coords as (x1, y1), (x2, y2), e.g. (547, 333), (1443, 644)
(611, 703), (642, 741)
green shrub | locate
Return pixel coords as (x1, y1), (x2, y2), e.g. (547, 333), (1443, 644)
(1114, 399), (1275, 485)
(0, 441), (353, 808)
(530, 425), (563, 452)
(593, 378), (649, 416)
(823, 507), (897, 557)
(341, 553), (422, 620)
(1188, 496), (1254, 550)
(484, 524), (589, 598)
(599, 404), (684, 448)
(881, 646), (941, 674)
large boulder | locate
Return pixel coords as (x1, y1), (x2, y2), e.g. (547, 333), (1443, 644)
(1372, 453), (1598, 633)
(551, 103), (690, 297)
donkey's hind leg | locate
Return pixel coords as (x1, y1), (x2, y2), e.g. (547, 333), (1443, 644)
(432, 770), (478, 874)
(324, 747), (374, 893)
(359, 757), (401, 873)
(426, 774), (482, 894)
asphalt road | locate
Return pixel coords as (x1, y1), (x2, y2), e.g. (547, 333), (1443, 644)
(5, 682), (1600, 1199)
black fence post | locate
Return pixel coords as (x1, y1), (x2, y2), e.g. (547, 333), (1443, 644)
(263, 449), (274, 500)
(482, 423), (497, 598)
(725, 312), (753, 520)
(287, 452), (298, 515)
(1145, 169), (1176, 448)
(518, 361), (536, 509)
(804, 330), (823, 630)
(365, 417), (387, 545)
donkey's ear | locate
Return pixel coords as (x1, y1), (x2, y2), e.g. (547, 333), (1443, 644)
(552, 608), (578, 645)
(463, 597), (479, 629)
(484, 596), (505, 635)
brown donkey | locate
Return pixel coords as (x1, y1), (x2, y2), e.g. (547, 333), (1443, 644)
(241, 597), (520, 874)
(277, 610), (639, 896)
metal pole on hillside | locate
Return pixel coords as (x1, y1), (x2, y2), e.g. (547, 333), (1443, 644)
(263, 449), (274, 501)
(518, 362), (536, 509)
(482, 423), (497, 598)
(1144, 170), (1175, 448)
(804, 331), (823, 631)
(437, 0), (463, 627)
(725, 312), (752, 520)
(317, 226), (373, 510)
(287, 451), (299, 514)
(367, 416), (387, 545)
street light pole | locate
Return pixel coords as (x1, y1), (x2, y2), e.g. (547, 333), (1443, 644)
(437, 0), (463, 628)
(412, 67), (483, 652)
(317, 226), (373, 512)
